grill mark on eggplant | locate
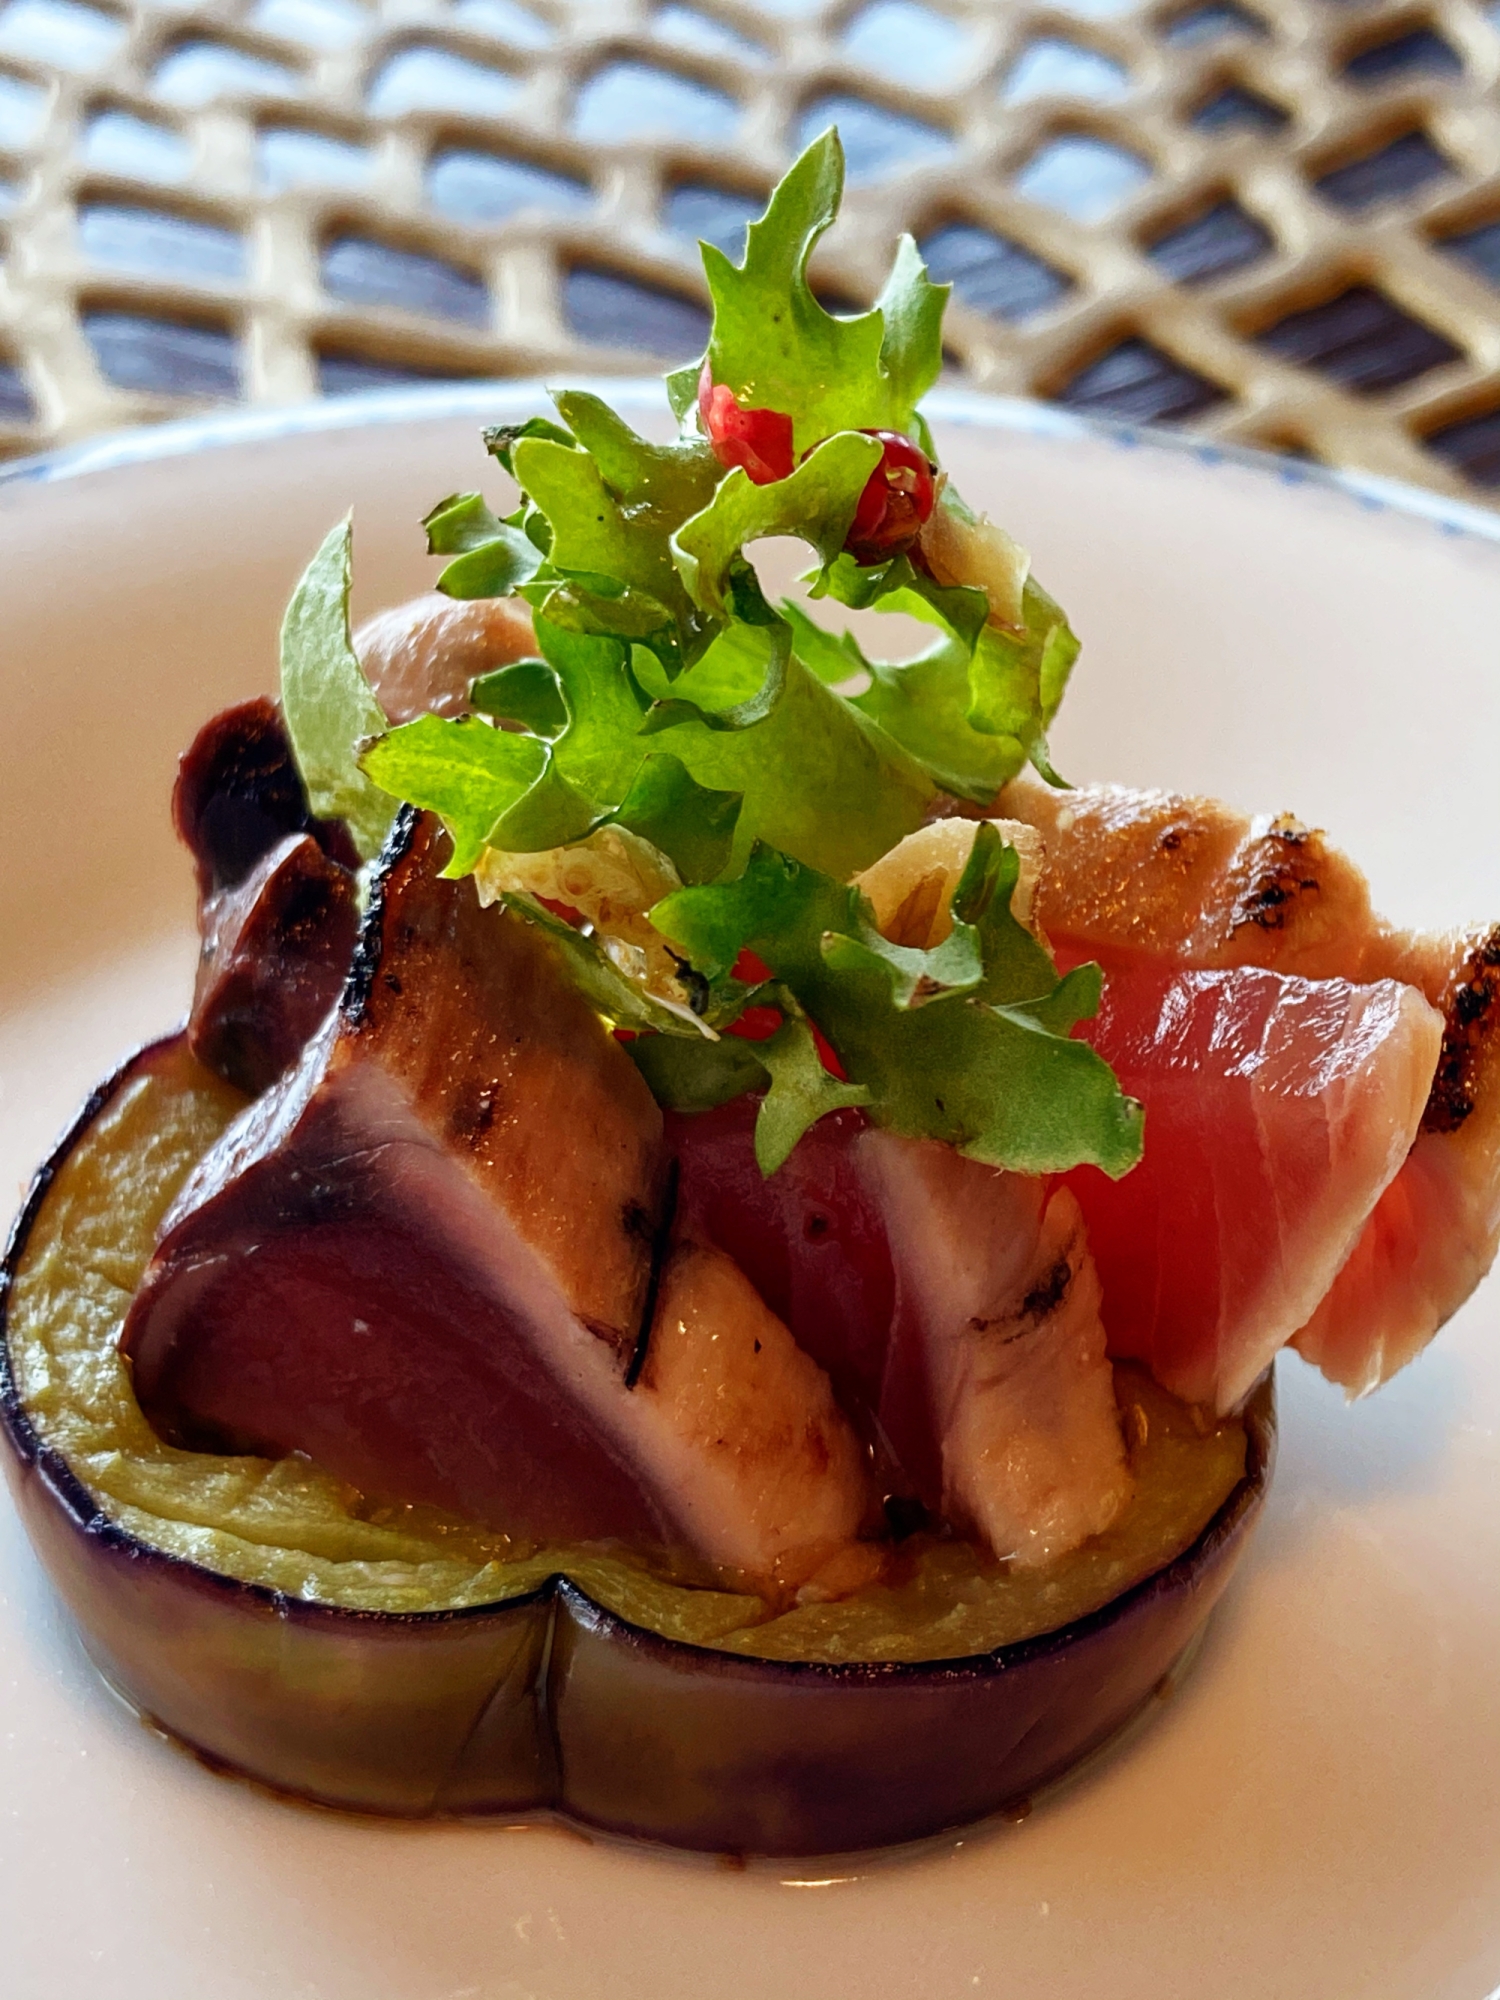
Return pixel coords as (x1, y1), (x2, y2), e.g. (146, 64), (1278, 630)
(626, 1157), (679, 1391)
(1423, 924), (1500, 1134)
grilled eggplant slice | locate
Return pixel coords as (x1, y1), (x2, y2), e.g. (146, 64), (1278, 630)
(1, 1031), (1272, 1854)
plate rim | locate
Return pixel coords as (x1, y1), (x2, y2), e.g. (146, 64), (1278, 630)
(5, 382), (1499, 550)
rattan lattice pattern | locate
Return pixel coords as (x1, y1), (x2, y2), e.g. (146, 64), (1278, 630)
(3, 0), (1500, 494)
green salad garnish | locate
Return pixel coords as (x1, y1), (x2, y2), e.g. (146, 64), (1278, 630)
(279, 128), (1144, 1183)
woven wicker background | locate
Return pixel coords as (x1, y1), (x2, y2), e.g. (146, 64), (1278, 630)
(2, 0), (1500, 494)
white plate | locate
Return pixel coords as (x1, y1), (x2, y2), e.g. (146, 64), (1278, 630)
(3, 387), (1500, 2000)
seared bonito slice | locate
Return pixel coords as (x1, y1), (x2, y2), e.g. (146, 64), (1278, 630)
(120, 811), (871, 1572)
(856, 1134), (1133, 1569)
(1001, 772), (1490, 1399)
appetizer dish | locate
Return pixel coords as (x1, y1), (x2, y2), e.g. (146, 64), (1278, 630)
(3, 133), (1496, 1859)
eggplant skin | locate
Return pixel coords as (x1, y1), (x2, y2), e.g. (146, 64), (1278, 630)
(0, 1041), (1276, 1856)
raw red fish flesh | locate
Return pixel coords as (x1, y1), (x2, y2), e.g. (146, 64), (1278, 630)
(1057, 950), (1442, 1411)
(669, 1101), (895, 1432)
(1001, 774), (1496, 1397)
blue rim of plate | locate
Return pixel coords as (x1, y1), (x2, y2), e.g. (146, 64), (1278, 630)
(3, 380), (1500, 547)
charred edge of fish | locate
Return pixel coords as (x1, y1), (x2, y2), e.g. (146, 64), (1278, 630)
(625, 1157), (679, 1391)
(966, 1257), (1073, 1343)
(1423, 924), (1500, 1135)
(1228, 826), (1322, 936)
(342, 805), (420, 1028)
(1021, 1257), (1073, 1321)
(175, 697), (360, 891)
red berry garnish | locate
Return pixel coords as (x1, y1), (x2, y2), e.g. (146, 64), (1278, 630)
(725, 1004), (846, 1079)
(697, 362), (796, 485)
(843, 431), (936, 566)
(731, 947), (773, 985)
(725, 1004), (785, 1044)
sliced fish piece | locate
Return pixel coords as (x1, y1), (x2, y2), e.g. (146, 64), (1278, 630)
(1061, 954), (1443, 1410)
(639, 1237), (873, 1584)
(354, 592), (536, 723)
(1000, 772), (1495, 1396)
(857, 1132), (1132, 1568)
(121, 812), (869, 1578)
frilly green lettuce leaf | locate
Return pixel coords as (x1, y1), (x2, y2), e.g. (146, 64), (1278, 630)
(775, 603), (867, 687)
(468, 659), (568, 737)
(699, 129), (946, 456)
(750, 995), (871, 1173)
(874, 233), (948, 422)
(510, 399), (720, 666)
(664, 359), (701, 425)
(364, 691), (742, 881)
(652, 831), (1142, 1177)
(625, 1030), (769, 1111)
(637, 619), (935, 878)
(363, 613), (933, 882)
(538, 578), (682, 675)
(509, 895), (706, 1035)
(777, 595), (1016, 804)
(278, 517), (398, 863)
(853, 638), (1019, 803)
(484, 750), (602, 853)
(790, 551), (1079, 798)
(553, 389), (719, 524)
(512, 434), (686, 615)
(423, 491), (542, 600)
(624, 991), (870, 1173)
(359, 713), (547, 874)
(362, 619), (651, 865)
(966, 577), (1079, 783)
(671, 431), (882, 621)
(611, 752), (741, 885)
(813, 548), (988, 650)
(298, 132), (1123, 1178)
(532, 618), (653, 805)
(482, 414), (573, 475)
(639, 617), (790, 737)
(822, 897), (985, 1008)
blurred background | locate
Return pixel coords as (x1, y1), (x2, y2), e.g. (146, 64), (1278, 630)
(1, 0), (1499, 495)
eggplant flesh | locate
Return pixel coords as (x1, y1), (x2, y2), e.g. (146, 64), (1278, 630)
(0, 1037), (1273, 1854)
